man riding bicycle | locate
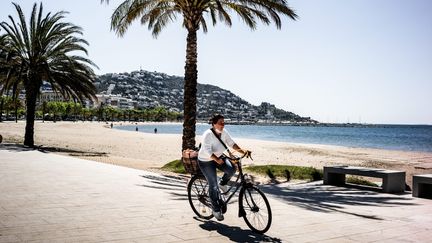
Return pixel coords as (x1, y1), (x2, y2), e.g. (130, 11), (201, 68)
(197, 114), (250, 221)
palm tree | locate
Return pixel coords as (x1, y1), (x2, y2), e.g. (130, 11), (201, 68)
(0, 34), (8, 122)
(0, 3), (97, 147)
(101, 0), (297, 150)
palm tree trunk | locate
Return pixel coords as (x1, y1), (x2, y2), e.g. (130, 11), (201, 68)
(182, 29), (198, 151)
(24, 87), (38, 147)
(42, 102), (46, 123)
(13, 84), (18, 123)
(0, 98), (3, 122)
(15, 105), (18, 123)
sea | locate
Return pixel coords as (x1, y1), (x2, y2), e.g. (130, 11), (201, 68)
(115, 123), (432, 153)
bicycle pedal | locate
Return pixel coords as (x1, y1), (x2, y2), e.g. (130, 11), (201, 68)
(220, 191), (228, 196)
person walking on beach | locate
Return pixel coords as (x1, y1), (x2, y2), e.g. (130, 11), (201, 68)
(198, 114), (250, 221)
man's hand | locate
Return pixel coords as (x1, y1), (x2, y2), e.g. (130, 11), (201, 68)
(243, 150), (252, 160)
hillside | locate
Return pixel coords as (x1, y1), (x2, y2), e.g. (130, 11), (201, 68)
(94, 70), (317, 123)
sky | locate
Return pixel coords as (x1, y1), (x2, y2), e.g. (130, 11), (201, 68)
(1, 0), (431, 125)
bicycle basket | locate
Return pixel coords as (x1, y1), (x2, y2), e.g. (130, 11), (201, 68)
(181, 149), (201, 174)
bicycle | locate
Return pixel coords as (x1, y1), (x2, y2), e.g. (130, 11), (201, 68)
(187, 152), (272, 234)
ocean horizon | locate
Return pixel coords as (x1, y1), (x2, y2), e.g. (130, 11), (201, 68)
(115, 123), (432, 153)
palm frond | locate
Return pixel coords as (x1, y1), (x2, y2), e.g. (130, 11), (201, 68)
(214, 1), (233, 27)
(0, 2), (97, 103)
(199, 17), (208, 33)
(148, 8), (179, 37)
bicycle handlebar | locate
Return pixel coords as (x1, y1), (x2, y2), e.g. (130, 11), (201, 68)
(228, 150), (253, 163)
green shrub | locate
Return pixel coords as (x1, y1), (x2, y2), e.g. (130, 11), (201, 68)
(244, 165), (323, 182)
(161, 159), (186, 174)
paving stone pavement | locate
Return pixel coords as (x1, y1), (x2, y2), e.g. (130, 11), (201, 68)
(1, 144), (432, 242)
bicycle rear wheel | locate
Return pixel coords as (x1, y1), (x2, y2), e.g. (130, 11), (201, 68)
(239, 185), (272, 234)
(187, 175), (214, 219)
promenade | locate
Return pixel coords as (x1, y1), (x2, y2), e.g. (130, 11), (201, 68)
(1, 144), (431, 242)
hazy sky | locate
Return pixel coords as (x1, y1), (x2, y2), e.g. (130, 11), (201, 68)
(1, 0), (431, 125)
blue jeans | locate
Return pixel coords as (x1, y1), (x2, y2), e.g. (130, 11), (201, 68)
(198, 158), (236, 212)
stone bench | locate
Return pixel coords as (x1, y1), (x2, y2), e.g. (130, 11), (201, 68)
(323, 166), (405, 193)
(412, 174), (432, 199)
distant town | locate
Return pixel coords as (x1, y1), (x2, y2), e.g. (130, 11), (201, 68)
(93, 70), (316, 124)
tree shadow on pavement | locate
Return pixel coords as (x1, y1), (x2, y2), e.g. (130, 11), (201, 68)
(139, 174), (189, 200)
(260, 181), (416, 220)
(197, 218), (281, 243)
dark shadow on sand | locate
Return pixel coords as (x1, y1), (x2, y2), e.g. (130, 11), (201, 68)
(37, 146), (108, 157)
(0, 143), (34, 152)
(0, 142), (107, 157)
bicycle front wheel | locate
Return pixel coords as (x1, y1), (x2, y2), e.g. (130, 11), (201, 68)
(187, 175), (214, 219)
(239, 185), (272, 234)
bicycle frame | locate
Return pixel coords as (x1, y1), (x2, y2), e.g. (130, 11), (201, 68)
(190, 152), (255, 211)
(220, 158), (255, 218)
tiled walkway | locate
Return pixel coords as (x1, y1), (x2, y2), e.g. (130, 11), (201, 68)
(1, 144), (431, 242)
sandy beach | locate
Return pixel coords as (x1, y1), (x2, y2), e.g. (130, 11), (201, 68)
(1, 121), (431, 186)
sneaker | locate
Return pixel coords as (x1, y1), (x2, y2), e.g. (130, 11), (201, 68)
(213, 210), (224, 221)
(219, 183), (228, 194)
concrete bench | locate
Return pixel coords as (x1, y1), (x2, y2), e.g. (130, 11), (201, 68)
(323, 166), (405, 193)
(412, 174), (432, 199)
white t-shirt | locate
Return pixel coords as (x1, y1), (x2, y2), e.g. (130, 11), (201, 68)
(198, 128), (236, 161)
